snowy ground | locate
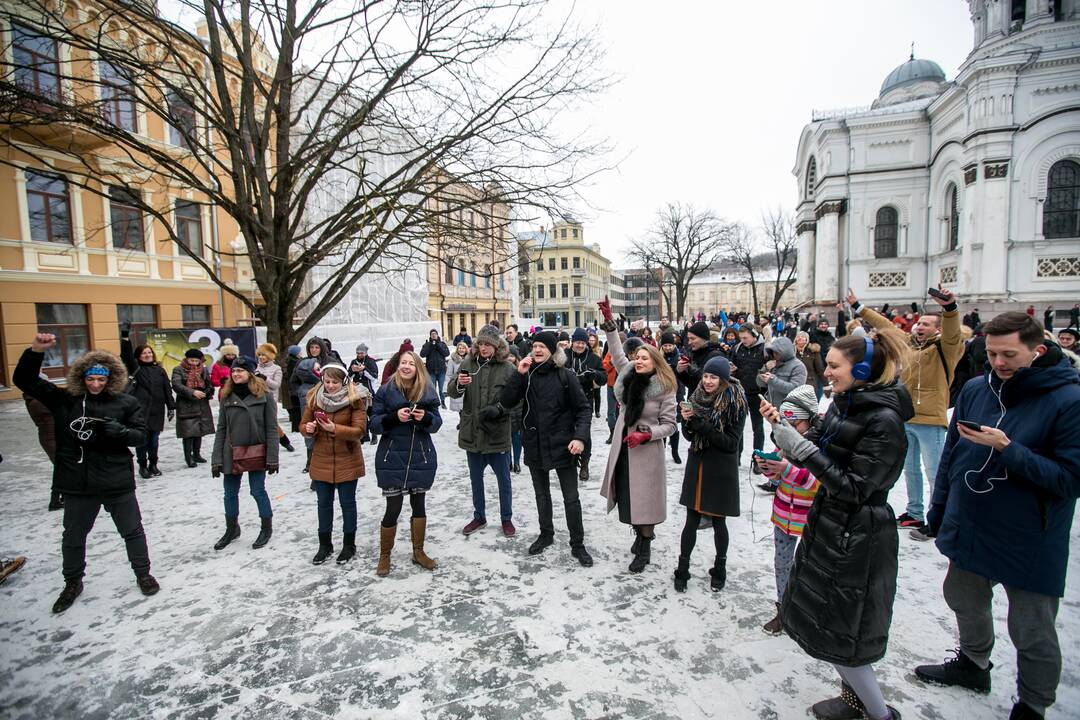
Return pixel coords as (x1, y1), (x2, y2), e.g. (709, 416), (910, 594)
(0, 397), (1077, 720)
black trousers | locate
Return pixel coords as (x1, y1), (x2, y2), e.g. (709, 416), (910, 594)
(743, 393), (765, 453)
(62, 491), (151, 582)
(530, 464), (585, 548)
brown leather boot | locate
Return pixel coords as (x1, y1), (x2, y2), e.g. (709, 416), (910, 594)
(763, 602), (783, 635)
(410, 517), (437, 570)
(376, 525), (395, 577)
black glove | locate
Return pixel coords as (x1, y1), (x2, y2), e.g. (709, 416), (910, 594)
(102, 418), (128, 439)
(212, 465), (222, 478)
(911, 301), (919, 314)
(479, 405), (502, 421)
(926, 503), (945, 536)
(119, 320), (132, 337)
(267, 463), (279, 475)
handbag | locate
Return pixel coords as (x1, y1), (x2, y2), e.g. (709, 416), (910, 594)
(229, 398), (267, 474)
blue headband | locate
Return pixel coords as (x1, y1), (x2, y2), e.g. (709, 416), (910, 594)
(84, 364), (111, 378)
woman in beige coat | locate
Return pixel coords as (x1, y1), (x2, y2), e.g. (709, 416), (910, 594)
(600, 326), (678, 573)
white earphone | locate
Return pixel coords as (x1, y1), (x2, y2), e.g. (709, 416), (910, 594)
(963, 373), (1008, 494)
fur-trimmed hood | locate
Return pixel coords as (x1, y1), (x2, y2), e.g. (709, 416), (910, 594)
(1062, 346), (1080, 373)
(67, 350), (128, 396)
(613, 365), (667, 404)
(470, 334), (510, 362)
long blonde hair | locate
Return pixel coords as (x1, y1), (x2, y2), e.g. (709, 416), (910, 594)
(634, 344), (677, 394)
(393, 351), (430, 404)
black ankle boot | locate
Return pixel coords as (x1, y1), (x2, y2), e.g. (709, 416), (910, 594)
(192, 438), (207, 463)
(279, 434), (295, 452)
(337, 532), (356, 564)
(52, 579), (83, 614)
(183, 439), (196, 468)
(709, 559), (726, 591)
(148, 457), (162, 477)
(252, 518), (273, 549)
(628, 535), (652, 573)
(214, 517), (240, 550)
(303, 448), (312, 473)
(48, 492), (64, 511)
(671, 443), (681, 464)
(312, 532), (333, 564)
(673, 557), (690, 593)
(138, 462), (151, 479)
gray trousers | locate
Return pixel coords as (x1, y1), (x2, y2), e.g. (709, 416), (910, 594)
(943, 561), (1061, 714)
(773, 526), (798, 603)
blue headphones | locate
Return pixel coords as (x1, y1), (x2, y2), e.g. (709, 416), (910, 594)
(851, 336), (875, 381)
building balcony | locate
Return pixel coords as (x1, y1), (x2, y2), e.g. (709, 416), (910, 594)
(4, 85), (113, 151)
(570, 268), (586, 276)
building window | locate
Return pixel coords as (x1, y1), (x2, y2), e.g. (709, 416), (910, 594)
(181, 304), (211, 328)
(174, 200), (202, 254)
(947, 183), (960, 251)
(445, 259), (454, 285)
(1043, 159), (1080, 239)
(36, 304), (88, 378)
(806, 156), (817, 200)
(561, 283), (568, 298)
(573, 282), (581, 297)
(549, 283), (556, 298)
(572, 256), (580, 269)
(117, 304), (157, 346)
(100, 61), (136, 131)
(470, 262), (477, 287)
(484, 264), (491, 289)
(25, 170), (72, 244)
(12, 23), (61, 103)
(523, 284), (530, 299)
(572, 228), (578, 238)
(561, 228), (567, 239)
(537, 284), (544, 299)
(536, 259), (543, 272)
(498, 267), (505, 290)
(561, 257), (568, 270)
(874, 206), (899, 258)
(1011, 0), (1025, 24)
(167, 91), (196, 150)
(548, 257), (555, 271)
(109, 186), (145, 251)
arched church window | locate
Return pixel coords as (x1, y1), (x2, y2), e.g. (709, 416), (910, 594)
(805, 157), (817, 200)
(1011, 0), (1026, 23)
(1044, 159), (1080, 239)
(947, 184), (960, 251)
(874, 206), (899, 259)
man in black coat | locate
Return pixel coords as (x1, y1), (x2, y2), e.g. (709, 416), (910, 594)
(501, 331), (594, 566)
(452, 326), (472, 347)
(809, 318), (836, 362)
(504, 324), (530, 358)
(567, 327), (606, 482)
(14, 333), (159, 614)
(420, 329), (450, 408)
(731, 324), (768, 470)
(348, 343), (379, 394)
(674, 321), (725, 394)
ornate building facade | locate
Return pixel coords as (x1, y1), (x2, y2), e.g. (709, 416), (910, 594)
(793, 1), (1080, 317)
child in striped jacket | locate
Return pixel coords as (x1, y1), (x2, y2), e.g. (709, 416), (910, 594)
(755, 384), (820, 635)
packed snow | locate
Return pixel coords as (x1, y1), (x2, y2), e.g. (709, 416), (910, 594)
(0, 398), (1077, 719)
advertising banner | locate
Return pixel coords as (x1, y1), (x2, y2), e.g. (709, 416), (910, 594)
(146, 327), (258, 376)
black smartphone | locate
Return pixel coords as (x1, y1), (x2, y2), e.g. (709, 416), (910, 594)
(957, 419), (983, 432)
(928, 287), (950, 302)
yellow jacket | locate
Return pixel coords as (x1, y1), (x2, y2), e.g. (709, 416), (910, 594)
(858, 306), (964, 426)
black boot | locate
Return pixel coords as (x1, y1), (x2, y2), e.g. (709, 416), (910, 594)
(279, 434), (295, 452)
(709, 558), (726, 591)
(337, 532), (356, 564)
(192, 437), (207, 464)
(673, 557), (690, 593)
(183, 438), (197, 468)
(914, 649), (992, 694)
(138, 462), (151, 479)
(303, 447), (312, 473)
(511, 462), (521, 474)
(148, 456), (162, 477)
(137, 574), (160, 596)
(52, 579), (83, 614)
(214, 517), (240, 550)
(312, 532), (333, 564)
(809, 682), (865, 720)
(629, 534), (652, 573)
(670, 440), (681, 465)
(252, 518), (273, 549)
(1010, 701), (1044, 720)
(48, 491), (64, 511)
(570, 545), (594, 567)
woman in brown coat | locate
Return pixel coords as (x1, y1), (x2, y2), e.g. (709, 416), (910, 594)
(600, 327), (678, 573)
(301, 362), (369, 565)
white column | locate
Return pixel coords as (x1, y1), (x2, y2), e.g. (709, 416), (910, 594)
(796, 223), (816, 304)
(977, 161), (1010, 297)
(814, 201), (845, 303)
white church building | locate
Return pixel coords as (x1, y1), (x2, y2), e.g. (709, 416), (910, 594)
(794, 0), (1080, 318)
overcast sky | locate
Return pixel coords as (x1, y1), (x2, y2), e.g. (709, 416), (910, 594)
(561, 0), (974, 266)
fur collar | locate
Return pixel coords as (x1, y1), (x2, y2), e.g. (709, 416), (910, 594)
(67, 350), (127, 396)
(613, 365), (665, 403)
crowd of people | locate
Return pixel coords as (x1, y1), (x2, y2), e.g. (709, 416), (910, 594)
(5, 287), (1080, 720)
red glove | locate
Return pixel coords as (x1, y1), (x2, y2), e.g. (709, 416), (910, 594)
(625, 430), (651, 449)
(597, 296), (613, 323)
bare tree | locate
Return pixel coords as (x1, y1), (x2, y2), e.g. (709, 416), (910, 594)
(720, 221), (763, 318)
(1, 0), (608, 352)
(628, 203), (729, 320)
(759, 207), (798, 313)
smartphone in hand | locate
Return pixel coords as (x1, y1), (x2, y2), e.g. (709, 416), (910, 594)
(957, 419), (983, 432)
(314, 410), (330, 424)
(928, 287), (950, 302)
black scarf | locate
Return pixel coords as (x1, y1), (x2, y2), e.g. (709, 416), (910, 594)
(623, 371), (653, 428)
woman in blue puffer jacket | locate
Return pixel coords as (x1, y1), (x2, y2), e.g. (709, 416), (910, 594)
(369, 351), (442, 577)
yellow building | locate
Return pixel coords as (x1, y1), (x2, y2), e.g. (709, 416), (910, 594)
(518, 218), (610, 329)
(686, 273), (798, 317)
(0, 5), (257, 395)
(425, 179), (516, 339)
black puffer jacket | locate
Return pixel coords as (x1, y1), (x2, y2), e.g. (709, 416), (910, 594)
(568, 349), (606, 395)
(677, 342), (726, 394)
(781, 381), (914, 666)
(121, 338), (174, 433)
(14, 349), (146, 498)
(731, 337), (767, 397)
(500, 354), (591, 471)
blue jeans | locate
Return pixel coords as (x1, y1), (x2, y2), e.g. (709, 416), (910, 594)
(606, 385), (618, 433)
(136, 430), (160, 465)
(466, 451), (513, 522)
(511, 431), (523, 466)
(432, 371), (446, 403)
(903, 423), (946, 521)
(313, 480), (358, 534)
(223, 471), (272, 519)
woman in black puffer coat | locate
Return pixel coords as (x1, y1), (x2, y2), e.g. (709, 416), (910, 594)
(121, 332), (175, 479)
(763, 330), (913, 720)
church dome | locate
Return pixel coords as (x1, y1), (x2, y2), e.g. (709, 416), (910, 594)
(879, 57), (946, 97)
